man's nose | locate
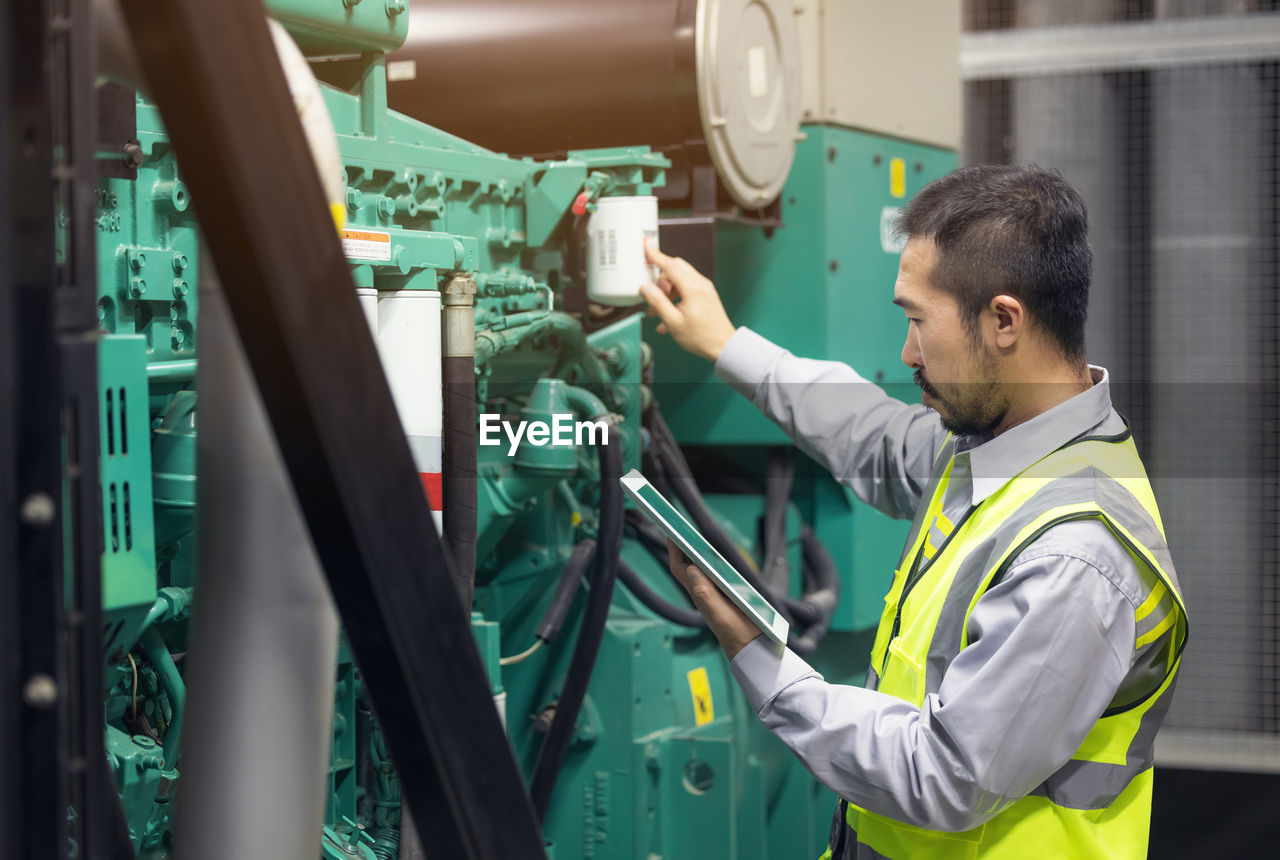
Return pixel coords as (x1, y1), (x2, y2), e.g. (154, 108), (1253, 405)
(901, 333), (921, 369)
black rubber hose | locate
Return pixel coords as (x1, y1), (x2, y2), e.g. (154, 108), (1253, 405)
(442, 354), (478, 611)
(647, 410), (795, 627)
(528, 426), (624, 822)
(761, 447), (794, 594)
(625, 508), (671, 558)
(790, 526), (841, 654)
(617, 558), (707, 629)
(647, 410), (840, 631)
(535, 538), (598, 643)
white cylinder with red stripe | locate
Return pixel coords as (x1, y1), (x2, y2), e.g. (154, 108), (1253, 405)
(375, 289), (444, 531)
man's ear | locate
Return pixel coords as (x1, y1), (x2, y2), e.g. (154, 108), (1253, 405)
(989, 294), (1025, 349)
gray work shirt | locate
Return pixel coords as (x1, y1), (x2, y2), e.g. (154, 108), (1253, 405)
(714, 327), (1174, 832)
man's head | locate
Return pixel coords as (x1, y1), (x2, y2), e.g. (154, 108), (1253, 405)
(893, 165), (1093, 436)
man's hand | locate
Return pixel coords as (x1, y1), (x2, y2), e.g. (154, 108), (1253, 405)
(665, 540), (762, 660)
(640, 239), (737, 362)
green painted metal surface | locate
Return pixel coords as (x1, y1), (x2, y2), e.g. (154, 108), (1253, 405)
(99, 335), (160, 664)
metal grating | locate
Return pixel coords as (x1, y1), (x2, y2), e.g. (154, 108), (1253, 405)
(963, 0), (1280, 769)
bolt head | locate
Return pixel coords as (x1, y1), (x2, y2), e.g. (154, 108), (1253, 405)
(23, 674), (58, 709)
(20, 492), (56, 526)
(172, 253), (188, 272)
(130, 277), (147, 297)
(173, 279), (189, 298)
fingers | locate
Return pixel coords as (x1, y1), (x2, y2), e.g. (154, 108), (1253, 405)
(644, 237), (673, 270)
(644, 239), (701, 295)
(640, 282), (682, 331)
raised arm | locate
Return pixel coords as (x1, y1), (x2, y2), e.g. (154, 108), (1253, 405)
(640, 240), (944, 519)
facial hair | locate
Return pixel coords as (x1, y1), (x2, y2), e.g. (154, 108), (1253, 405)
(914, 368), (1007, 437)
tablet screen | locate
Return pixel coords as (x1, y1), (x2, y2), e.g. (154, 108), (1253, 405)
(621, 469), (788, 645)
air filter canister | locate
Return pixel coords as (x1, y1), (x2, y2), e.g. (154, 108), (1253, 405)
(586, 196), (659, 307)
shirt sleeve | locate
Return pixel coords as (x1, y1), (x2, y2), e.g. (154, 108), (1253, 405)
(714, 327), (945, 519)
(729, 533), (1137, 832)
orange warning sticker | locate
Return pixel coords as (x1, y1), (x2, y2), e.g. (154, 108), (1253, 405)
(342, 228), (392, 262)
(687, 666), (714, 726)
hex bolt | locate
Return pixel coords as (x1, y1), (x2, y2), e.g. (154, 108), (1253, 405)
(22, 674), (58, 710)
(172, 328), (185, 347)
(377, 196), (395, 220)
(171, 253), (188, 273)
(172, 279), (189, 299)
(169, 306), (179, 322)
(130, 277), (147, 297)
(129, 250), (147, 272)
(20, 492), (56, 526)
(346, 187), (363, 211)
(122, 142), (144, 170)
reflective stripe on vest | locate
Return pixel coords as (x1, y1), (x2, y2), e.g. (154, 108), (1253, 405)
(824, 427), (1189, 860)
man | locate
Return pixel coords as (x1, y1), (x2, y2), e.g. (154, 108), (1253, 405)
(639, 165), (1188, 859)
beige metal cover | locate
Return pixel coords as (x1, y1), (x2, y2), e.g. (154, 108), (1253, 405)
(696, 0), (803, 209)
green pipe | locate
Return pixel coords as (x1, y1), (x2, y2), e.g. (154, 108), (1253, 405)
(147, 360), (197, 383)
(142, 628), (185, 771)
(474, 312), (609, 386)
(561, 384), (609, 420)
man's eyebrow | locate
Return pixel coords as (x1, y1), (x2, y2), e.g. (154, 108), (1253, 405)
(893, 297), (918, 311)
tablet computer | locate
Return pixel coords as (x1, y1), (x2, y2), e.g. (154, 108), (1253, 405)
(620, 469), (789, 646)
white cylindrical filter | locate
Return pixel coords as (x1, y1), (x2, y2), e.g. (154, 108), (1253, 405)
(585, 195), (659, 306)
(356, 288), (378, 336)
(376, 290), (444, 532)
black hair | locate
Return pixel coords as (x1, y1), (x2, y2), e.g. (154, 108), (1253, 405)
(895, 164), (1092, 361)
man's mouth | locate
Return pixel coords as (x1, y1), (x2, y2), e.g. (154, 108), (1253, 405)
(914, 369), (940, 400)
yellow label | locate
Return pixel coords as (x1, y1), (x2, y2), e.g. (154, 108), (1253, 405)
(890, 158), (907, 199)
(687, 667), (714, 726)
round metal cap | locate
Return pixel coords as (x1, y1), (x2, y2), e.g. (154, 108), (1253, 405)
(695, 0), (802, 210)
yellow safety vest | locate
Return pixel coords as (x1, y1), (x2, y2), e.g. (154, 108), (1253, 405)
(820, 426), (1189, 860)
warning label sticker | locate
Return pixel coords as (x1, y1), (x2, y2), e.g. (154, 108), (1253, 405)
(342, 229), (392, 263)
(687, 666), (715, 726)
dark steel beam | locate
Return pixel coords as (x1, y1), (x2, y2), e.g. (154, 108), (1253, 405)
(5, 0), (73, 856)
(115, 1), (546, 856)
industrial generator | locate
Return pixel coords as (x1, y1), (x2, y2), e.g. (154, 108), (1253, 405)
(2, 1), (959, 857)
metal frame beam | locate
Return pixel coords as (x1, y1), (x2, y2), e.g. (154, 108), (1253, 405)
(116, 1), (546, 856)
(962, 12), (1280, 79)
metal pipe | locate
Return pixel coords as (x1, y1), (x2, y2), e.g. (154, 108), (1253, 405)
(146, 359), (196, 383)
(174, 252), (339, 859)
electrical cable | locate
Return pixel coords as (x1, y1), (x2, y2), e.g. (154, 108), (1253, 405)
(499, 639), (544, 667)
(616, 558), (706, 629)
(534, 538), (598, 644)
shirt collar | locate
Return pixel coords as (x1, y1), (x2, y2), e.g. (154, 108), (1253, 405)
(956, 365), (1114, 505)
